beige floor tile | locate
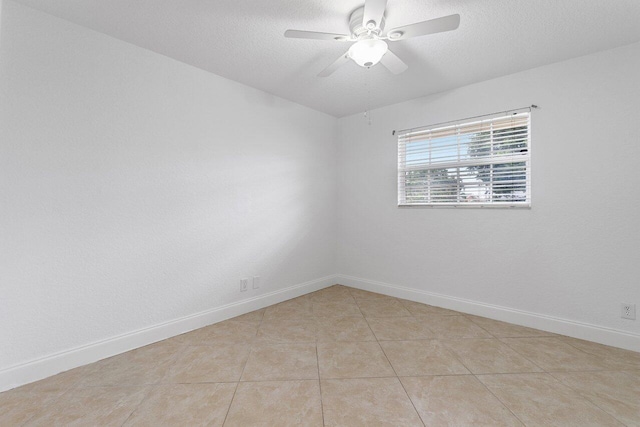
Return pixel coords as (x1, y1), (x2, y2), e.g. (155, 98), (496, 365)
(317, 341), (394, 379)
(232, 308), (265, 322)
(80, 341), (183, 386)
(380, 340), (469, 376)
(256, 318), (316, 342)
(164, 344), (250, 383)
(321, 284), (350, 291)
(478, 373), (622, 426)
(165, 330), (206, 346)
(356, 298), (411, 317)
(353, 294), (400, 304)
(312, 301), (363, 317)
(309, 286), (355, 303)
(321, 377), (423, 427)
(348, 288), (394, 301)
(241, 342), (318, 381)
(16, 366), (88, 393)
(626, 369), (640, 378)
(501, 337), (611, 371)
(443, 338), (543, 374)
(123, 383), (235, 426)
(466, 315), (555, 338)
(315, 316), (376, 342)
(551, 371), (640, 426)
(263, 297), (313, 320)
(401, 375), (522, 426)
(224, 380), (322, 427)
(25, 386), (148, 427)
(417, 315), (493, 338)
(0, 390), (63, 426)
(171, 320), (260, 346)
(560, 337), (640, 370)
(205, 320), (258, 343)
(367, 316), (434, 341)
(399, 299), (460, 316)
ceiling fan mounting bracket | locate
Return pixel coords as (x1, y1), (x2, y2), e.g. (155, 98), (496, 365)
(349, 6), (385, 38)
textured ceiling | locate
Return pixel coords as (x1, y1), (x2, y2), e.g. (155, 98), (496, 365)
(11, 0), (640, 117)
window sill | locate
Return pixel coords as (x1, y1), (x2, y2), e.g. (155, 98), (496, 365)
(397, 203), (531, 209)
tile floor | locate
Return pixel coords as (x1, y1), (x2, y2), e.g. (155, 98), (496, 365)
(2, 285), (640, 426)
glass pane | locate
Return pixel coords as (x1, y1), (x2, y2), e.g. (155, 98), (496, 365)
(429, 168), (458, 202)
(491, 162), (527, 202)
(459, 166), (489, 203)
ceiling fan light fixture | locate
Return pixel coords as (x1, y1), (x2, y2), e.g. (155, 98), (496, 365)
(348, 38), (388, 68)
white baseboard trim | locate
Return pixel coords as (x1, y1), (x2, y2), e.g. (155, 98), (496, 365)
(337, 274), (640, 352)
(0, 275), (337, 393)
(4, 273), (637, 393)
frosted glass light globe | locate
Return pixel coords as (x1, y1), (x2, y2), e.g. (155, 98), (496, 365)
(348, 39), (388, 68)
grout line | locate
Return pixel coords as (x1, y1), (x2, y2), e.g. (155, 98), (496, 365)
(120, 340), (192, 426)
(371, 316), (425, 427)
(315, 374), (403, 381)
(119, 387), (152, 427)
(495, 338), (550, 373)
(546, 371), (632, 426)
(356, 295), (423, 425)
(227, 378), (323, 383)
(222, 308), (266, 425)
(315, 345), (325, 427)
(240, 307), (268, 379)
(221, 382), (240, 426)
(560, 336), (624, 359)
(463, 317), (500, 339)
(394, 372), (506, 378)
(429, 339), (473, 375)
(473, 374), (526, 425)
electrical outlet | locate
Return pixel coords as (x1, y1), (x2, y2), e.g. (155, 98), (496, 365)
(252, 276), (260, 289)
(240, 278), (248, 292)
(621, 303), (636, 320)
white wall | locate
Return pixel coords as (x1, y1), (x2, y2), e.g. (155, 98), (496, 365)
(0, 0), (337, 388)
(0, 1), (3, 47)
(337, 42), (640, 346)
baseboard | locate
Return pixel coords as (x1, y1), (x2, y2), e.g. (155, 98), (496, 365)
(337, 274), (640, 352)
(0, 275), (337, 393)
(4, 272), (637, 393)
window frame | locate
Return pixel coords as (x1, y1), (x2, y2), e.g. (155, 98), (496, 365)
(397, 110), (532, 208)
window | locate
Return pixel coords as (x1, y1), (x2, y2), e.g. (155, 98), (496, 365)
(397, 110), (531, 207)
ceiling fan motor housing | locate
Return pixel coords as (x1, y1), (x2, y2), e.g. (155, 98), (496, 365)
(349, 6), (385, 38)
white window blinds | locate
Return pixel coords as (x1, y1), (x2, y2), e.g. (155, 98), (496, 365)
(397, 110), (531, 207)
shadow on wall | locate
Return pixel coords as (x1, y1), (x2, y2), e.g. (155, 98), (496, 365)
(242, 87), (294, 112)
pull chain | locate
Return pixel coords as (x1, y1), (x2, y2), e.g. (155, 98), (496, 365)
(364, 68), (372, 125)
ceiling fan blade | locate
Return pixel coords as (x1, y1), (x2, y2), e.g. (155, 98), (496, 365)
(387, 14), (460, 41)
(318, 51), (351, 77)
(380, 50), (408, 74)
(362, 0), (387, 29)
(285, 30), (351, 42)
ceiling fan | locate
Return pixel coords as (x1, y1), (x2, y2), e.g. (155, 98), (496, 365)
(284, 0), (460, 77)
